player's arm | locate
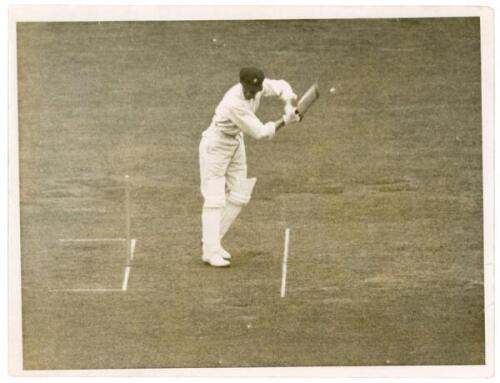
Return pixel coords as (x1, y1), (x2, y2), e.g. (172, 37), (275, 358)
(274, 109), (300, 131)
(262, 79), (300, 128)
(262, 79), (297, 103)
(262, 78), (298, 113)
(276, 83), (320, 131)
(228, 104), (277, 140)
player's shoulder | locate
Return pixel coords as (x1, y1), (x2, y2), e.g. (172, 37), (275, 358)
(221, 83), (246, 109)
(224, 83), (244, 99)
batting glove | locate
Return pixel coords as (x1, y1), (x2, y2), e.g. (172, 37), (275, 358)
(283, 108), (301, 125)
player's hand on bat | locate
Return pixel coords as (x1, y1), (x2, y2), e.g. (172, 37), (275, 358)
(283, 98), (301, 125)
(283, 105), (301, 125)
(284, 102), (295, 116)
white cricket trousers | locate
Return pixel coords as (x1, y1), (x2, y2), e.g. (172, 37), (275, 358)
(199, 128), (247, 257)
(199, 128), (247, 207)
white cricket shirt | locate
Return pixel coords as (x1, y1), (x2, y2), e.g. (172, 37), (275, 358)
(207, 79), (296, 139)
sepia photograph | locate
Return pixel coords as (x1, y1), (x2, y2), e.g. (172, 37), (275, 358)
(7, 4), (494, 378)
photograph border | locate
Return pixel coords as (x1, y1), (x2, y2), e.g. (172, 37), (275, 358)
(7, 4), (494, 378)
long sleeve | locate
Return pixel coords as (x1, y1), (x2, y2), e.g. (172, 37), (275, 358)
(226, 104), (276, 140)
(261, 79), (297, 103)
(209, 82), (290, 138)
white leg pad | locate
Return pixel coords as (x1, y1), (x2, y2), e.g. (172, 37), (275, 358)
(220, 201), (243, 239)
(227, 177), (257, 205)
(202, 178), (226, 208)
(220, 178), (257, 239)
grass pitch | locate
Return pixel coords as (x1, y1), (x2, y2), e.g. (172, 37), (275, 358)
(17, 18), (484, 369)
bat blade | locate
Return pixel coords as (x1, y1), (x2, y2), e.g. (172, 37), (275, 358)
(296, 83), (320, 118)
(275, 83), (320, 131)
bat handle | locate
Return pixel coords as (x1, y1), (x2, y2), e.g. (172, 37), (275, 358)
(275, 112), (303, 132)
(275, 117), (286, 132)
(295, 110), (304, 122)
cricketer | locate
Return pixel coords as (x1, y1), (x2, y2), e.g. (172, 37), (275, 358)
(199, 67), (300, 267)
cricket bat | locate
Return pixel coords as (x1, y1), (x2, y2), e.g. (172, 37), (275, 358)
(276, 83), (320, 131)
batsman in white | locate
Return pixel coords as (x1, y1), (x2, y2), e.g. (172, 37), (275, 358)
(199, 67), (300, 267)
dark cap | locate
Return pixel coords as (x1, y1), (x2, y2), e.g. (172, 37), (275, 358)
(239, 67), (265, 91)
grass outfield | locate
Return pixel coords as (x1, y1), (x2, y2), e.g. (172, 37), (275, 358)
(17, 18), (484, 369)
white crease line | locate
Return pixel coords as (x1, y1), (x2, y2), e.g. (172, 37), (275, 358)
(280, 228), (291, 298)
(57, 238), (137, 292)
(121, 266), (131, 291)
(122, 239), (137, 291)
(50, 289), (123, 292)
(130, 239), (137, 261)
(59, 238), (126, 242)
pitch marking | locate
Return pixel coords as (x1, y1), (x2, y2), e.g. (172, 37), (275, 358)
(130, 238), (137, 261)
(55, 238), (137, 292)
(121, 238), (137, 291)
(122, 266), (131, 291)
(280, 228), (290, 298)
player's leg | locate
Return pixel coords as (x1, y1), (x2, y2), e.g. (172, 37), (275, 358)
(199, 136), (230, 267)
(221, 135), (257, 242)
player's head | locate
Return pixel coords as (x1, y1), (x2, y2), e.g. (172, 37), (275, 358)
(240, 67), (264, 100)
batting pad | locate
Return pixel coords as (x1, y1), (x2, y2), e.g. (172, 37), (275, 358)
(227, 177), (257, 205)
(202, 177), (226, 208)
(221, 178), (257, 239)
(220, 201), (241, 239)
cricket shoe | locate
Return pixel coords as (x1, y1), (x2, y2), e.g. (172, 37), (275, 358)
(220, 246), (232, 260)
(202, 253), (230, 267)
